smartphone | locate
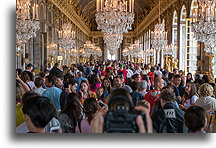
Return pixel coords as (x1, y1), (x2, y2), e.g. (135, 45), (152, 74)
(98, 100), (107, 109)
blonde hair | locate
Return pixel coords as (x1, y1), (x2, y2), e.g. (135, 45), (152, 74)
(137, 100), (150, 109)
(198, 83), (214, 97)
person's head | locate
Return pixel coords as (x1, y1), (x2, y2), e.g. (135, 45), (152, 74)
(89, 74), (100, 90)
(185, 81), (197, 98)
(186, 73), (193, 81)
(77, 71), (83, 78)
(202, 75), (210, 83)
(160, 88), (176, 107)
(80, 80), (89, 93)
(54, 63), (59, 68)
(154, 77), (164, 90)
(130, 81), (139, 91)
(195, 73), (201, 80)
(62, 93), (83, 124)
(168, 72), (175, 81)
(138, 81), (148, 91)
(22, 96), (56, 133)
(179, 77), (185, 87)
(26, 63), (33, 71)
(142, 74), (149, 81)
(55, 74), (64, 88)
(96, 87), (104, 97)
(150, 66), (155, 72)
(102, 77), (111, 89)
(16, 68), (22, 76)
(38, 72), (45, 79)
(108, 88), (134, 111)
(83, 98), (99, 124)
(172, 75), (182, 86)
(34, 77), (44, 88)
(179, 70), (184, 76)
(45, 75), (56, 87)
(113, 75), (124, 88)
(198, 83), (214, 97)
(68, 79), (78, 93)
(133, 74), (141, 82)
(137, 100), (150, 112)
(184, 106), (207, 132)
(20, 72), (31, 82)
(173, 68), (178, 74)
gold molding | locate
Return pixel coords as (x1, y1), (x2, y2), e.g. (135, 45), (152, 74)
(134, 0), (178, 35)
(90, 31), (135, 38)
(50, 0), (91, 36)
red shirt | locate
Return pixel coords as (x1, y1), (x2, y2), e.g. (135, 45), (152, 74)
(144, 90), (161, 114)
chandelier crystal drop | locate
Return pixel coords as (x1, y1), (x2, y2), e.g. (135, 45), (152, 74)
(131, 40), (142, 57)
(104, 33), (123, 53)
(58, 23), (76, 50)
(16, 0), (40, 45)
(191, 0), (215, 54)
(95, 0), (135, 34)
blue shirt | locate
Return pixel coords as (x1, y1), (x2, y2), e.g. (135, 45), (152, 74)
(42, 87), (62, 110)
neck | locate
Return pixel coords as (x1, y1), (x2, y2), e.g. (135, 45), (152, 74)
(29, 127), (45, 133)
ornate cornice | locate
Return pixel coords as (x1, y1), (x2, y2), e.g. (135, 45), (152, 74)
(90, 31), (135, 38)
(134, 0), (178, 35)
(50, 0), (91, 36)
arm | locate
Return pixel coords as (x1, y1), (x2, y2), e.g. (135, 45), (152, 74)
(16, 73), (30, 92)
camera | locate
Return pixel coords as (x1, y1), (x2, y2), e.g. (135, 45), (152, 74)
(103, 92), (147, 133)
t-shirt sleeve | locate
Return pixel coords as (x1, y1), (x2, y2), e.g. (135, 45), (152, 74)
(191, 95), (198, 104)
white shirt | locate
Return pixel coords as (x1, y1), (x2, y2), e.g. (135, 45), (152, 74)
(184, 95), (198, 108)
(155, 70), (162, 78)
(127, 69), (134, 78)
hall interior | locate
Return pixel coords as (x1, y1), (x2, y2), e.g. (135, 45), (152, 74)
(16, 0), (216, 82)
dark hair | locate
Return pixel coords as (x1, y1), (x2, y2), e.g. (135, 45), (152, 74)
(54, 63), (59, 67)
(173, 74), (181, 79)
(45, 75), (56, 85)
(27, 63), (33, 68)
(83, 98), (99, 124)
(38, 72), (45, 79)
(34, 77), (44, 87)
(197, 79), (205, 86)
(16, 68), (22, 76)
(160, 88), (176, 102)
(20, 72), (31, 82)
(88, 74), (100, 90)
(61, 93), (82, 128)
(184, 106), (206, 132)
(150, 67), (155, 72)
(68, 79), (78, 86)
(168, 73), (175, 81)
(130, 81), (139, 91)
(142, 74), (149, 81)
(22, 91), (40, 104)
(22, 96), (56, 128)
(202, 75), (210, 83)
(133, 74), (140, 79)
(186, 73), (193, 81)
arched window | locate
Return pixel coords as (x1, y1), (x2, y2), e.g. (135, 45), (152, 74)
(186, 0), (198, 75)
(179, 5), (186, 71)
(172, 11), (178, 58)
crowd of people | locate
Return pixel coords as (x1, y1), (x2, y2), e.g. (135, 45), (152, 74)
(16, 61), (216, 133)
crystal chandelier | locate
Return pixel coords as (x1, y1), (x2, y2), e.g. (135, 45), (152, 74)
(58, 23), (76, 50)
(83, 41), (102, 57)
(16, 0), (40, 45)
(122, 46), (130, 57)
(131, 40), (143, 57)
(191, 0), (215, 54)
(104, 33), (123, 54)
(151, 0), (167, 51)
(146, 48), (154, 57)
(47, 42), (57, 56)
(164, 44), (176, 56)
(95, 0), (135, 34)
